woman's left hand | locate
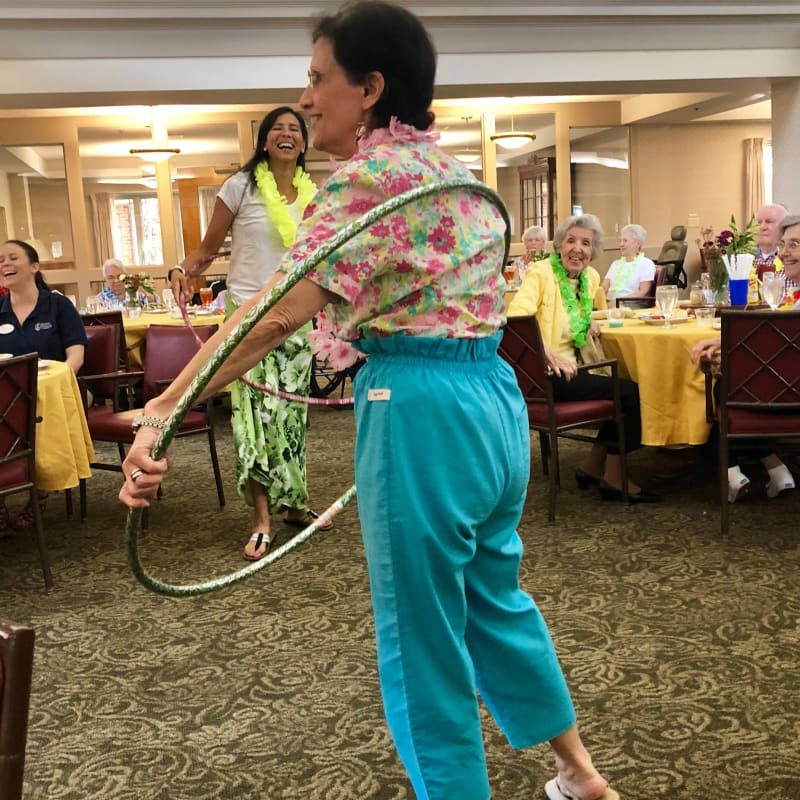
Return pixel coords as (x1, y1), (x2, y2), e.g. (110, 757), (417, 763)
(589, 322), (602, 338)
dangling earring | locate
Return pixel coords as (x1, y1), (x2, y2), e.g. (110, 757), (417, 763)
(355, 122), (367, 142)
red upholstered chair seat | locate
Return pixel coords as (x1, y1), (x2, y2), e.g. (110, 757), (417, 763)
(527, 400), (616, 428)
(727, 408), (800, 435)
(0, 460), (29, 488)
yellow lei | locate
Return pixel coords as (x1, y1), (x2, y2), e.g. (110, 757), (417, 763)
(254, 163), (316, 247)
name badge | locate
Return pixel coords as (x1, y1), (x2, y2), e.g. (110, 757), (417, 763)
(0, 324), (13, 335)
(367, 389), (391, 402)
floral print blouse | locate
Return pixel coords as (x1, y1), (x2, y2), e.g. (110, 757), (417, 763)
(288, 119), (507, 342)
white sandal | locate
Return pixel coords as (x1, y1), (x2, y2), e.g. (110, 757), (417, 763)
(545, 777), (620, 800)
(243, 532), (271, 561)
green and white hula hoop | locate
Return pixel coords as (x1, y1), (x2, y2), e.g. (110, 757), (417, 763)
(126, 178), (510, 597)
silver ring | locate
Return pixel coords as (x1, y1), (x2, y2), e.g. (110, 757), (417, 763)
(130, 468), (144, 483)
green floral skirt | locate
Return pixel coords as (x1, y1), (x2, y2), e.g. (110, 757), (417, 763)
(228, 307), (313, 513)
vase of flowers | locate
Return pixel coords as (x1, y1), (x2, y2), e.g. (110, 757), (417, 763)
(697, 226), (729, 302)
(717, 215), (757, 305)
(121, 272), (155, 318)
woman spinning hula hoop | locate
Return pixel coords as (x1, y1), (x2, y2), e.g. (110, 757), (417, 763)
(120, 2), (618, 799)
(169, 106), (333, 562)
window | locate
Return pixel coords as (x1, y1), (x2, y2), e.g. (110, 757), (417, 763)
(110, 193), (163, 266)
(519, 158), (556, 240)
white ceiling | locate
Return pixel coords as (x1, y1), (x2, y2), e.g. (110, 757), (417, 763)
(0, 1), (795, 183)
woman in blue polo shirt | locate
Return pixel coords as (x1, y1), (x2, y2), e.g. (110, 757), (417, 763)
(0, 240), (87, 373)
(0, 239), (88, 532)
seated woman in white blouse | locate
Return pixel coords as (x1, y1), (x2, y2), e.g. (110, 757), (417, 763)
(602, 224), (655, 302)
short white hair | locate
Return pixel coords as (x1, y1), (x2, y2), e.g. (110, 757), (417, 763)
(102, 258), (124, 278)
(621, 224), (647, 246)
(522, 225), (546, 242)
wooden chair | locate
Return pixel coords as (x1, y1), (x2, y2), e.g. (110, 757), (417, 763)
(72, 324), (144, 519)
(0, 353), (51, 591)
(499, 315), (628, 521)
(80, 324), (225, 511)
(0, 617), (35, 800)
(710, 310), (800, 535)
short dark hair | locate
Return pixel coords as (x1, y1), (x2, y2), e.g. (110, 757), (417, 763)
(241, 106), (309, 188)
(4, 238), (49, 290)
(312, 0), (436, 131)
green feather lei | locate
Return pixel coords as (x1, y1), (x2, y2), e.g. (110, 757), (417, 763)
(549, 252), (593, 348)
(254, 163), (316, 247)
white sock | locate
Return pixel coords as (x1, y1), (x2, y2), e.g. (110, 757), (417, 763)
(766, 464), (795, 498)
(727, 466), (750, 503)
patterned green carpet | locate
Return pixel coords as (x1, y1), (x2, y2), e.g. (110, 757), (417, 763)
(1, 404), (798, 800)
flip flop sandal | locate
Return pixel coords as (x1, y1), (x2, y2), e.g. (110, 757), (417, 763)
(283, 508), (333, 531)
(545, 778), (620, 800)
(243, 532), (272, 561)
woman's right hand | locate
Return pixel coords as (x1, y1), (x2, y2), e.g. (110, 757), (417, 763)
(544, 344), (578, 381)
(118, 399), (176, 508)
(171, 272), (192, 307)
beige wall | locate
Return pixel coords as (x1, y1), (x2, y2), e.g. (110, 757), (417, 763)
(631, 121), (772, 287)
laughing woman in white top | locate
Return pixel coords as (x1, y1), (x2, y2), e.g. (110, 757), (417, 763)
(602, 224), (656, 302)
(169, 106), (331, 561)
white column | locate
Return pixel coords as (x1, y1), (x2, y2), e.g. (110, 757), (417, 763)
(771, 78), (800, 213)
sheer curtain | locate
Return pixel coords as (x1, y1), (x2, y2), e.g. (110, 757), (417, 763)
(91, 192), (114, 265)
(199, 187), (218, 238)
(744, 137), (764, 221)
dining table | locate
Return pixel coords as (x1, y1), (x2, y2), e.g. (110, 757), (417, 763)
(122, 309), (225, 367)
(600, 314), (719, 447)
(35, 359), (95, 492)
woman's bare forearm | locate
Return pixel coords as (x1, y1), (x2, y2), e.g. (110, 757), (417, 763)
(145, 278), (335, 419)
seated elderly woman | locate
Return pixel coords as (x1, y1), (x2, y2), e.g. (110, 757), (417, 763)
(777, 213), (800, 309)
(508, 214), (659, 502)
(98, 258), (126, 309)
(601, 223), (656, 303)
(691, 213), (800, 502)
(512, 224), (548, 277)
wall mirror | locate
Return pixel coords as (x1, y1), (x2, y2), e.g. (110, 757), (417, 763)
(0, 143), (75, 270)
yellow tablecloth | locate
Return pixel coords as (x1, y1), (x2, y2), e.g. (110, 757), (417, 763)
(35, 361), (95, 492)
(601, 318), (718, 447)
(123, 311), (225, 367)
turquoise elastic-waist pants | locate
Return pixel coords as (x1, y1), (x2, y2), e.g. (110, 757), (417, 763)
(352, 334), (576, 800)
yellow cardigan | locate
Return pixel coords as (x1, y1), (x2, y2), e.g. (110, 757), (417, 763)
(507, 258), (606, 348)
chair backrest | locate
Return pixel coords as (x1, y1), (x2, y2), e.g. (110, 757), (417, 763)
(653, 265), (668, 288)
(82, 310), (129, 371)
(670, 225), (687, 242)
(0, 617), (35, 800)
(498, 316), (551, 407)
(0, 353), (38, 473)
(81, 324), (121, 404)
(720, 310), (800, 409)
(142, 324), (218, 401)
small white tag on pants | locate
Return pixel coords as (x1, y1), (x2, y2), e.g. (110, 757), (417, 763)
(368, 389), (391, 402)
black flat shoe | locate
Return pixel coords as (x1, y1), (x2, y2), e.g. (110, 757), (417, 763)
(598, 480), (661, 503)
(575, 468), (602, 490)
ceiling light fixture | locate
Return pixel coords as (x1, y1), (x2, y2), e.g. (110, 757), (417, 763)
(129, 147), (181, 162)
(454, 115), (482, 164)
(490, 114), (536, 149)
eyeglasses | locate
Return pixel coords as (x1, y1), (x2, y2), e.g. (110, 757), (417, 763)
(778, 239), (800, 252)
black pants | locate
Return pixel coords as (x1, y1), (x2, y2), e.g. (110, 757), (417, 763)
(550, 371), (642, 454)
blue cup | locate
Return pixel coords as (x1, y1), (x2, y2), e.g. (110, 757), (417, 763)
(729, 278), (748, 306)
